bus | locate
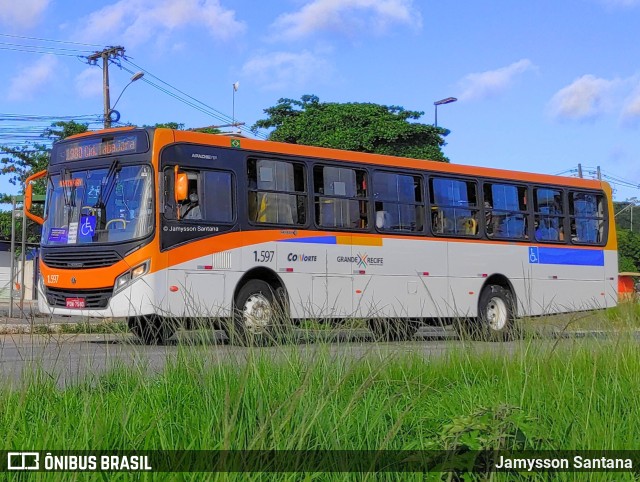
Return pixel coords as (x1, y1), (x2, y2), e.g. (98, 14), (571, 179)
(25, 126), (618, 344)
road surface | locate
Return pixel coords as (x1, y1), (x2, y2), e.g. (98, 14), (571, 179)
(0, 328), (494, 386)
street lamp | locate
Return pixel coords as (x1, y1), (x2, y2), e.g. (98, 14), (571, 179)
(232, 81), (240, 131)
(434, 97), (457, 127)
(106, 71), (145, 128)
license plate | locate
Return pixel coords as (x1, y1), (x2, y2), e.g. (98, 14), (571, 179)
(66, 297), (86, 309)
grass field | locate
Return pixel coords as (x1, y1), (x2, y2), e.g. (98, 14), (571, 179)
(2, 316), (640, 481)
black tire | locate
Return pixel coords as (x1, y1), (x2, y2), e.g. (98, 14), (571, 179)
(228, 280), (290, 346)
(469, 285), (517, 341)
(368, 318), (419, 342)
(128, 315), (175, 345)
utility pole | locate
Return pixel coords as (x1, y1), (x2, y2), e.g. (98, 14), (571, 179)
(86, 46), (125, 129)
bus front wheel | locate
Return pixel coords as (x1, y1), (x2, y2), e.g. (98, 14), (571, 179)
(128, 315), (175, 345)
(474, 285), (517, 341)
(229, 280), (290, 345)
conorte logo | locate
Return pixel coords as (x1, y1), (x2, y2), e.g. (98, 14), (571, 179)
(8, 452), (39, 470)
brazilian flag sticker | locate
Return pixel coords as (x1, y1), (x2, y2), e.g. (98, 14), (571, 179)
(231, 139), (241, 148)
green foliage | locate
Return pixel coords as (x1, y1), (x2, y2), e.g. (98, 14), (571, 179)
(614, 201), (640, 233)
(0, 120), (88, 242)
(147, 123), (221, 134)
(151, 122), (185, 130)
(253, 95), (449, 162)
(0, 120), (88, 197)
(617, 229), (640, 272)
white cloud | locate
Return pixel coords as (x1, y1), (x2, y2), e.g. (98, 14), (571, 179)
(76, 0), (245, 46)
(0, 0), (50, 28)
(75, 68), (104, 99)
(271, 0), (421, 40)
(457, 59), (536, 102)
(7, 55), (58, 101)
(621, 84), (640, 125)
(549, 74), (620, 121)
(242, 50), (333, 90)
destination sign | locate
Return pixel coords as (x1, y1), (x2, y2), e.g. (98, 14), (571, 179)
(63, 135), (138, 162)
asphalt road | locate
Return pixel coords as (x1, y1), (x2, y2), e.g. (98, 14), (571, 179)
(1, 324), (634, 387)
(0, 328), (496, 386)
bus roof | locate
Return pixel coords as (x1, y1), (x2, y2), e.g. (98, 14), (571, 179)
(67, 126), (606, 191)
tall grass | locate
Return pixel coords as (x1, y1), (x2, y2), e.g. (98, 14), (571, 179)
(2, 332), (640, 480)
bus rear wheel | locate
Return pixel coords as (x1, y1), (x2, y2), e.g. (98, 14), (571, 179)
(128, 315), (175, 345)
(474, 285), (517, 341)
(229, 280), (290, 345)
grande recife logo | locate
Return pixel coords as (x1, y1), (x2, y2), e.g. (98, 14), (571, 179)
(336, 253), (383, 268)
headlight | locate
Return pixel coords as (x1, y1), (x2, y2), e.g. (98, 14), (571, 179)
(114, 260), (149, 293)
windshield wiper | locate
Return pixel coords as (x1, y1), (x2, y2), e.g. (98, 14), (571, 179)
(94, 159), (121, 230)
(61, 168), (71, 207)
(95, 159), (121, 209)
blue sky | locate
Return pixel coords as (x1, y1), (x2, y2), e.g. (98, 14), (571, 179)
(1, 0), (640, 201)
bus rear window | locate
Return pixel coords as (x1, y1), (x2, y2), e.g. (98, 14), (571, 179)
(569, 191), (605, 245)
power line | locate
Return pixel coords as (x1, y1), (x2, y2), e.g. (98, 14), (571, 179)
(0, 41), (92, 54)
(0, 46), (87, 57)
(119, 58), (266, 139)
(0, 33), (103, 48)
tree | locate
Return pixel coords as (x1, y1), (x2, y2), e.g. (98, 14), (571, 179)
(617, 229), (640, 272)
(253, 95), (450, 162)
(0, 120), (88, 241)
(147, 122), (220, 134)
(0, 120), (88, 200)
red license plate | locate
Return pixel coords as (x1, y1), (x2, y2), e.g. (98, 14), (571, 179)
(66, 297), (86, 309)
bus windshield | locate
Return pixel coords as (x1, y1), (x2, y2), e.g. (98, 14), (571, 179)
(42, 164), (154, 246)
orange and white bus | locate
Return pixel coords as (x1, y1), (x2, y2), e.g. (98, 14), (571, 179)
(25, 126), (618, 344)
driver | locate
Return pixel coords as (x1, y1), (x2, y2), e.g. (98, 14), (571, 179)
(181, 190), (202, 220)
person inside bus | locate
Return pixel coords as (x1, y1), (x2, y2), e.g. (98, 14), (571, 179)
(535, 218), (558, 241)
(181, 189), (202, 220)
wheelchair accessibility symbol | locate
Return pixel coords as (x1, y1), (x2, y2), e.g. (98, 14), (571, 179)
(79, 215), (96, 240)
(529, 246), (539, 264)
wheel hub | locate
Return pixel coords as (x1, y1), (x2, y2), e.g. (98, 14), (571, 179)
(486, 296), (508, 331)
(242, 294), (273, 334)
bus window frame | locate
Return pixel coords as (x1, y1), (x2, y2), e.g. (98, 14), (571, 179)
(532, 185), (569, 245)
(311, 161), (372, 233)
(568, 189), (608, 247)
(162, 165), (237, 226)
(480, 180), (530, 242)
(427, 174), (481, 239)
(372, 168), (426, 235)
(246, 156), (310, 229)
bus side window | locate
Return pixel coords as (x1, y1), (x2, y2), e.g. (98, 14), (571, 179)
(248, 159), (306, 225)
(373, 171), (424, 233)
(314, 165), (368, 230)
(569, 191), (605, 245)
(429, 177), (478, 237)
(483, 183), (527, 239)
(165, 168), (234, 224)
(534, 187), (565, 243)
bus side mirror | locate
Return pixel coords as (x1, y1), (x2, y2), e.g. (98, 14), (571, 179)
(174, 166), (188, 203)
(24, 170), (46, 225)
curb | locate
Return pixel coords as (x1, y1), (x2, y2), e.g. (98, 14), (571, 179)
(0, 323), (76, 334)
